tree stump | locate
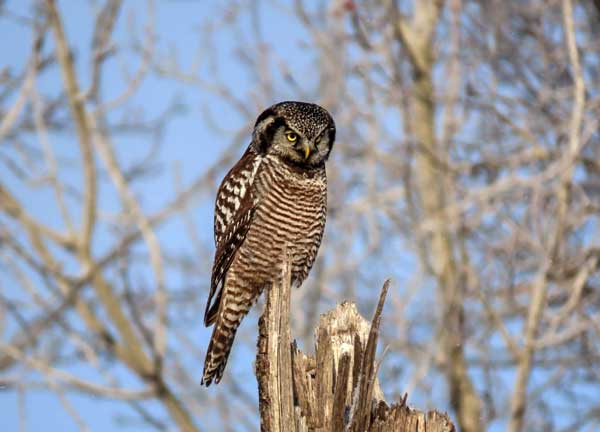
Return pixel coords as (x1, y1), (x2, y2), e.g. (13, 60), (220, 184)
(256, 260), (455, 431)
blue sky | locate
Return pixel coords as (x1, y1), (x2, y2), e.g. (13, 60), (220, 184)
(0, 1), (257, 430)
(1, 1), (356, 430)
(2, 1), (597, 431)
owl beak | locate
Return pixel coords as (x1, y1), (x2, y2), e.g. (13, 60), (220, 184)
(303, 143), (311, 160)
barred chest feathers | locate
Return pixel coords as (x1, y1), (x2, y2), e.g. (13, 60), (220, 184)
(251, 153), (327, 287)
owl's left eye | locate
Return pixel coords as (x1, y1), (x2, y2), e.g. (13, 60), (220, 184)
(285, 131), (298, 142)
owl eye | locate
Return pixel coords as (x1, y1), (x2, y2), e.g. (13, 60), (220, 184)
(285, 131), (298, 142)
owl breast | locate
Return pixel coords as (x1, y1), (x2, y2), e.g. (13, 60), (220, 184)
(229, 154), (327, 290)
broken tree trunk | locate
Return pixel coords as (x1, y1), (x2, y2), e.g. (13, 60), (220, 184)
(256, 259), (455, 432)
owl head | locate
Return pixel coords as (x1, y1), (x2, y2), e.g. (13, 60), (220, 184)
(251, 101), (336, 168)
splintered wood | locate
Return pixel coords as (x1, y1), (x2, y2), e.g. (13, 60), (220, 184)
(256, 265), (455, 432)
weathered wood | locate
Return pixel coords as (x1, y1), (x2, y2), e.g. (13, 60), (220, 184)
(332, 353), (351, 431)
(256, 257), (295, 432)
(256, 265), (455, 432)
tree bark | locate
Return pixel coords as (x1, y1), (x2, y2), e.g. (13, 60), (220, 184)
(256, 263), (455, 431)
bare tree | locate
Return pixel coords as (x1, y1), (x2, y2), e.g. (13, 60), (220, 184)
(1, 0), (600, 431)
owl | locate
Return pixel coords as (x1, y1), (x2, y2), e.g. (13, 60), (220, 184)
(201, 101), (336, 386)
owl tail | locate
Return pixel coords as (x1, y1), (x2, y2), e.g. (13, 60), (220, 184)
(201, 294), (253, 386)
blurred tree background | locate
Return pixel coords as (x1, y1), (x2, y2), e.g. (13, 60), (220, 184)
(1, 0), (600, 431)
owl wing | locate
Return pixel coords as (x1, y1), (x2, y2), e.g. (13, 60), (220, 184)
(204, 148), (261, 326)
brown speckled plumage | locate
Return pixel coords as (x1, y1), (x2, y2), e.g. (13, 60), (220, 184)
(202, 101), (336, 386)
